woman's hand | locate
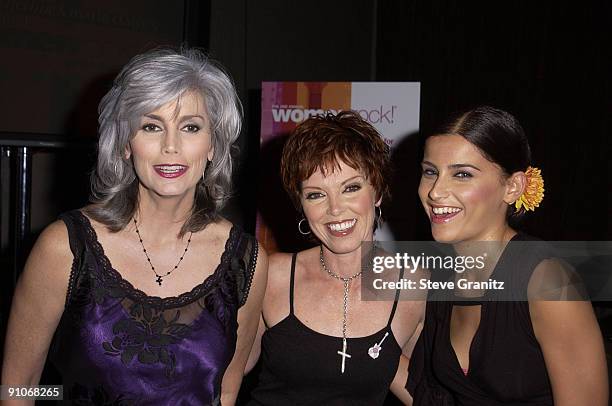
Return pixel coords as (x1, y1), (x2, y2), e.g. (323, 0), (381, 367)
(2, 221), (72, 405)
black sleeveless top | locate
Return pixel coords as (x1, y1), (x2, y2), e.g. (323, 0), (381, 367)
(249, 253), (403, 405)
(407, 234), (554, 405)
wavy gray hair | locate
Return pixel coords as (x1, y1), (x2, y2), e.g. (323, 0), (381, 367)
(85, 48), (242, 235)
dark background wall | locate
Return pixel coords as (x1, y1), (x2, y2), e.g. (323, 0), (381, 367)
(0, 0), (610, 402)
(208, 0), (611, 243)
(376, 0), (612, 242)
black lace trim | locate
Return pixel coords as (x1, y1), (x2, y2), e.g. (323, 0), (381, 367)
(73, 210), (242, 309)
(62, 213), (82, 309)
(65, 254), (80, 308)
(240, 239), (259, 307)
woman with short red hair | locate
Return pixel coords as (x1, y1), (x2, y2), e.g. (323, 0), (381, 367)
(247, 111), (424, 405)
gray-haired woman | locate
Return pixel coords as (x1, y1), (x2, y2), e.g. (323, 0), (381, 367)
(2, 48), (267, 405)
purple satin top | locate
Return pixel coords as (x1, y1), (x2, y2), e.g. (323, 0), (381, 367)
(50, 211), (257, 405)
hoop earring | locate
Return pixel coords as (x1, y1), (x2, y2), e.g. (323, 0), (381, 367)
(298, 218), (311, 235)
(375, 206), (382, 229)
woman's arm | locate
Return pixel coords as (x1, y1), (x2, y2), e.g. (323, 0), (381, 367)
(2, 221), (72, 405)
(244, 315), (266, 374)
(243, 251), (291, 376)
(390, 355), (412, 405)
(220, 245), (268, 405)
(390, 300), (425, 405)
(530, 299), (608, 406)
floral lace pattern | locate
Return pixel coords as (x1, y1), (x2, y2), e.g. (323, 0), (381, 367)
(102, 304), (190, 377)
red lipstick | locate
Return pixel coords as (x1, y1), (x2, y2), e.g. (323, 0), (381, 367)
(430, 207), (462, 224)
(326, 219), (357, 237)
(153, 164), (188, 179)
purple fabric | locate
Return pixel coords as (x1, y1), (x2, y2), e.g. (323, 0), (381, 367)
(50, 211), (256, 405)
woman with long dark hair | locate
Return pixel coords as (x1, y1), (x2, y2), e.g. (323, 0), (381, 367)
(407, 106), (607, 405)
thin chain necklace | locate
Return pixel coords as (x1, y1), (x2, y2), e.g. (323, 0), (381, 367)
(133, 218), (193, 286)
(319, 246), (362, 374)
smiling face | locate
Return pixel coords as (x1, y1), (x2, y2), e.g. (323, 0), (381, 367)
(127, 91), (214, 201)
(418, 135), (516, 243)
(301, 160), (380, 255)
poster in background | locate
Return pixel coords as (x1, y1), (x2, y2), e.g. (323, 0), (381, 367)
(258, 81), (420, 253)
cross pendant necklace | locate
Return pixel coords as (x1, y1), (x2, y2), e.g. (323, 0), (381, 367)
(133, 218), (193, 287)
(320, 246), (362, 374)
(337, 337), (351, 374)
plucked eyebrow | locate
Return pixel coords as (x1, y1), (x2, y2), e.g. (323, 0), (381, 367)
(302, 175), (364, 191)
(448, 163), (481, 171)
(143, 114), (164, 121)
(340, 175), (364, 185)
(179, 114), (206, 122)
(143, 114), (206, 122)
(422, 160), (481, 171)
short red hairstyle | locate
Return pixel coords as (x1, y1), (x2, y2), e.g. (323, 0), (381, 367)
(280, 110), (391, 210)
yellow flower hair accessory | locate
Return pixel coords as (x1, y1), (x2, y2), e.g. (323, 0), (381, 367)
(514, 166), (544, 212)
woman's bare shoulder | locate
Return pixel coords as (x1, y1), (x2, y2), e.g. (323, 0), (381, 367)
(271, 246), (319, 273)
(32, 219), (72, 261)
(19, 218), (74, 301)
(267, 252), (293, 286)
(213, 216), (234, 232)
(202, 217), (235, 243)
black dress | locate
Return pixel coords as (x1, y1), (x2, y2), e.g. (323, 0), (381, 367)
(249, 253), (404, 405)
(407, 234), (555, 406)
